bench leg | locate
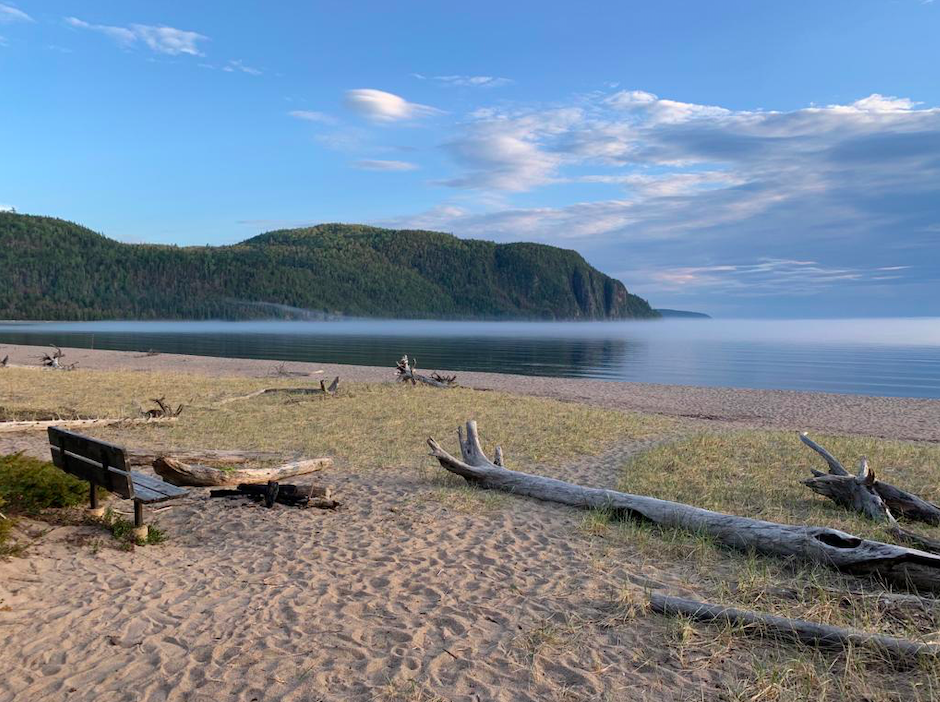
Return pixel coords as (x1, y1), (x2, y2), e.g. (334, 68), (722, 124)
(133, 501), (148, 542)
(87, 481), (105, 518)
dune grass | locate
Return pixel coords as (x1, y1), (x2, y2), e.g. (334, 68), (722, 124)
(578, 430), (940, 701)
(0, 367), (673, 471)
(618, 430), (940, 543)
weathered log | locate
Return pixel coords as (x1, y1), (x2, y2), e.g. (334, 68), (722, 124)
(0, 416), (178, 433)
(141, 396), (184, 419)
(153, 456), (331, 487)
(126, 448), (282, 466)
(802, 457), (892, 522)
(650, 594), (939, 659)
(800, 433), (940, 525)
(214, 378), (340, 405)
(209, 482), (338, 508)
(428, 421), (940, 592)
(396, 355), (456, 388)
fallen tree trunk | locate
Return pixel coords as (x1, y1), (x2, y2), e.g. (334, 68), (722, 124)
(650, 594), (938, 659)
(0, 417), (178, 434)
(215, 378), (340, 405)
(427, 421), (940, 592)
(800, 432), (940, 525)
(126, 448), (282, 466)
(395, 355), (456, 388)
(153, 456), (331, 487)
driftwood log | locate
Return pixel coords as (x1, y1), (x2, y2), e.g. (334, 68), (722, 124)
(800, 432), (940, 525)
(215, 378), (340, 405)
(0, 416), (178, 434)
(650, 594), (938, 659)
(210, 482), (338, 509)
(39, 346), (77, 371)
(428, 421), (940, 592)
(799, 433), (940, 553)
(396, 355), (456, 388)
(153, 456), (331, 487)
(126, 448), (282, 467)
(141, 397), (184, 419)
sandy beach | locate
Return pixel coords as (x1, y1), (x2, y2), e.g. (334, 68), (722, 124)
(1, 345), (939, 702)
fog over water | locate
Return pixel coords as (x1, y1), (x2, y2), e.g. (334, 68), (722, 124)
(1, 318), (939, 399)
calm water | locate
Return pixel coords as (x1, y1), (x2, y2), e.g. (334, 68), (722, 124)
(1, 318), (939, 399)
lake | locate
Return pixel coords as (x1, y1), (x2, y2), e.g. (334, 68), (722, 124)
(1, 318), (939, 399)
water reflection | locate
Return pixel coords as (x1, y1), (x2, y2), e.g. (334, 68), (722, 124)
(1, 319), (939, 398)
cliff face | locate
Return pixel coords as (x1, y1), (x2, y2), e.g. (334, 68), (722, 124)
(0, 214), (659, 321)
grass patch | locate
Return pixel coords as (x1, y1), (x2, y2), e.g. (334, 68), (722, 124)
(575, 429), (940, 700)
(0, 368), (673, 471)
(0, 452), (92, 513)
(617, 430), (940, 543)
(96, 508), (167, 548)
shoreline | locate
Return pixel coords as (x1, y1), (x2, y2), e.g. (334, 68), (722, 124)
(1, 342), (937, 442)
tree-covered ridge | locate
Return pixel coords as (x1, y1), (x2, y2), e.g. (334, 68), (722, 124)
(0, 213), (659, 321)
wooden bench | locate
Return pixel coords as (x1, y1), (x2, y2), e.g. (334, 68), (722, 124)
(48, 427), (189, 539)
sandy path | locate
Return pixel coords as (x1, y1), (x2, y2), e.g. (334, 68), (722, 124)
(1, 447), (745, 702)
(1, 343), (938, 441)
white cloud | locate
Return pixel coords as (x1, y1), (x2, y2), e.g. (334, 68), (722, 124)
(414, 74), (513, 88)
(0, 203), (15, 212)
(352, 159), (419, 171)
(288, 110), (337, 125)
(223, 59), (261, 75)
(440, 108), (582, 190)
(0, 3), (32, 23)
(0, 34), (7, 46)
(130, 24), (207, 55)
(344, 89), (442, 122)
(66, 17), (208, 56)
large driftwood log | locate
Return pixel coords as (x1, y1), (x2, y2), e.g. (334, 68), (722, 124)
(427, 421), (940, 592)
(396, 355), (456, 388)
(126, 448), (282, 466)
(800, 433), (940, 525)
(0, 416), (178, 434)
(650, 594), (938, 659)
(214, 378), (340, 406)
(153, 456), (331, 487)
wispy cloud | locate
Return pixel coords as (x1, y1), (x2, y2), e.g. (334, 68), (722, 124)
(288, 110), (337, 125)
(0, 3), (32, 23)
(223, 59), (261, 75)
(413, 73), (512, 88)
(352, 159), (419, 172)
(0, 203), (15, 212)
(344, 89), (442, 123)
(65, 17), (208, 56)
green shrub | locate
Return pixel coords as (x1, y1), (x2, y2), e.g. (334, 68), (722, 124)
(0, 453), (93, 513)
(99, 508), (166, 547)
(0, 496), (23, 557)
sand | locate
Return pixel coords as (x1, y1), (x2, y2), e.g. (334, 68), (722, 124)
(1, 344), (938, 701)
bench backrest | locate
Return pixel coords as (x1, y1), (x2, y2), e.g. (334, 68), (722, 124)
(48, 427), (135, 499)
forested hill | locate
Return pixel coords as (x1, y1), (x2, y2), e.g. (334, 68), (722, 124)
(0, 213), (658, 321)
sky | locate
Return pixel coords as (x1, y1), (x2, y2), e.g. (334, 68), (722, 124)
(1, 1), (938, 318)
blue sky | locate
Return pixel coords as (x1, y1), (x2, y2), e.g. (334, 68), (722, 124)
(1, 1), (938, 317)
